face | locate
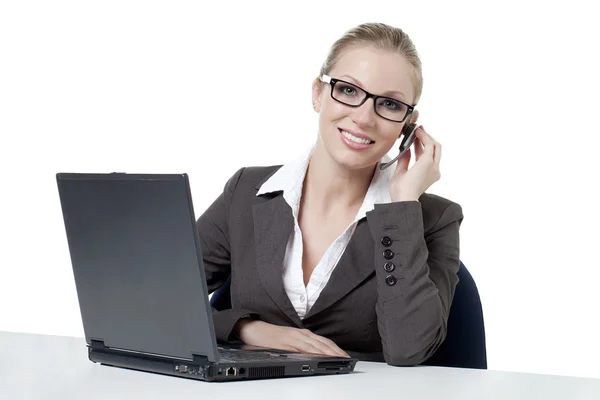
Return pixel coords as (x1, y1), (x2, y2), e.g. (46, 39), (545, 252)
(312, 46), (418, 170)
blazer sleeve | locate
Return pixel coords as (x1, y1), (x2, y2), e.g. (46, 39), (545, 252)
(365, 200), (463, 366)
(196, 167), (260, 342)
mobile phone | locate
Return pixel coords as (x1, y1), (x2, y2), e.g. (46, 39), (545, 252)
(379, 123), (419, 170)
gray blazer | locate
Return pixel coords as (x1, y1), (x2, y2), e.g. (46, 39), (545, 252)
(196, 165), (464, 366)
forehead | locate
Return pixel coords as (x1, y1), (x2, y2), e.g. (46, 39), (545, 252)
(329, 45), (415, 102)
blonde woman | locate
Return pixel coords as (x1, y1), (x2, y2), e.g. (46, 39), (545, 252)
(197, 22), (463, 366)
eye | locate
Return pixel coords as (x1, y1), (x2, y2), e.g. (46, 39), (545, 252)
(377, 98), (408, 115)
(383, 99), (400, 110)
(341, 85), (357, 96)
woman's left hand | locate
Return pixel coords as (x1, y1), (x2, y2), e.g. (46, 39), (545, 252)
(389, 126), (442, 202)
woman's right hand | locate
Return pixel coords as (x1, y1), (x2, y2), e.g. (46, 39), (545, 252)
(234, 319), (350, 358)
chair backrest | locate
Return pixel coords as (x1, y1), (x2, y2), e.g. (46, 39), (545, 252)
(210, 277), (232, 311)
(421, 261), (487, 369)
(209, 261), (486, 369)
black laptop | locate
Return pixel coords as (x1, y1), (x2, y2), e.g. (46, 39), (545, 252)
(55, 172), (357, 381)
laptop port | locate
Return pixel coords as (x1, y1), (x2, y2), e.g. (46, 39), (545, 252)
(317, 361), (351, 370)
(176, 364), (188, 373)
(226, 367), (237, 376)
(301, 365), (310, 372)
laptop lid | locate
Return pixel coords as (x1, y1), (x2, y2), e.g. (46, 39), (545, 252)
(56, 173), (220, 363)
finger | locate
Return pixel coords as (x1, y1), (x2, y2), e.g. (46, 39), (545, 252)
(423, 131), (441, 158)
(309, 334), (350, 358)
(296, 330), (343, 356)
(394, 146), (411, 175)
(294, 337), (340, 357)
(280, 344), (303, 353)
(307, 339), (344, 357)
(306, 331), (349, 357)
(416, 128), (434, 159)
(294, 329), (335, 355)
(413, 136), (424, 160)
(433, 140), (442, 166)
(427, 135), (441, 166)
(298, 330), (349, 358)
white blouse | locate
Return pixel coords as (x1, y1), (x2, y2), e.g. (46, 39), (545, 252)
(256, 143), (394, 319)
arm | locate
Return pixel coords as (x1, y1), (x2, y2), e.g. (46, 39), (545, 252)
(196, 167), (260, 342)
(365, 200), (463, 366)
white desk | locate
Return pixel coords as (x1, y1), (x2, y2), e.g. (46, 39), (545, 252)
(1, 331), (599, 400)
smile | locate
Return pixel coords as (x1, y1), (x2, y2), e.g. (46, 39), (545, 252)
(339, 129), (374, 144)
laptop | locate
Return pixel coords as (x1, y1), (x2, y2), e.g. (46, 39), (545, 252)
(55, 172), (357, 381)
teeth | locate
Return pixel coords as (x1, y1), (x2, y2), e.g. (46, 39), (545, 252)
(341, 130), (372, 145)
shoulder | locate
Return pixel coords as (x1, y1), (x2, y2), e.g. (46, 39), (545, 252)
(418, 192), (464, 231)
(221, 165), (283, 196)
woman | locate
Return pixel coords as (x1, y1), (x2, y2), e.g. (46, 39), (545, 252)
(197, 22), (463, 366)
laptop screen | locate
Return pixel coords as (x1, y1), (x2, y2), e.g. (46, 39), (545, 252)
(56, 173), (219, 362)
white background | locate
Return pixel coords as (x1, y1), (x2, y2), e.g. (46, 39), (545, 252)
(1, 0), (599, 379)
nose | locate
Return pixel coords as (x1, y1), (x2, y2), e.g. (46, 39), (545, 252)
(351, 98), (377, 128)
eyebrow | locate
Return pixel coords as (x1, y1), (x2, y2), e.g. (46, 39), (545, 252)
(339, 74), (406, 101)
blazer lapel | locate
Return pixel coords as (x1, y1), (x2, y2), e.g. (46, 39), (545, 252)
(304, 219), (375, 319)
(252, 193), (304, 327)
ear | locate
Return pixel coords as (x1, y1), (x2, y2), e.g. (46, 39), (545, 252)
(399, 110), (420, 138)
(312, 78), (323, 113)
(410, 109), (419, 124)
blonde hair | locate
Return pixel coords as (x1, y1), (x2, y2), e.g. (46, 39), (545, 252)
(317, 22), (423, 106)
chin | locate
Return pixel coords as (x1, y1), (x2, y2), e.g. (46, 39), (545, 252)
(319, 127), (385, 170)
(329, 143), (380, 171)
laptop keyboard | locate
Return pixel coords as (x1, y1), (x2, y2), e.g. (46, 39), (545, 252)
(218, 349), (289, 363)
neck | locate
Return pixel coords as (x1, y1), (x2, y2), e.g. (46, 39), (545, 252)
(302, 138), (376, 215)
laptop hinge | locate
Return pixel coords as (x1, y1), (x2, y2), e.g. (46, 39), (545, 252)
(90, 339), (108, 350)
(89, 339), (210, 364)
(192, 354), (209, 364)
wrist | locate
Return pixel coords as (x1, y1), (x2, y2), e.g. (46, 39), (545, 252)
(233, 317), (255, 338)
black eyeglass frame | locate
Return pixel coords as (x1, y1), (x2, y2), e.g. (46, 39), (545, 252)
(319, 74), (415, 123)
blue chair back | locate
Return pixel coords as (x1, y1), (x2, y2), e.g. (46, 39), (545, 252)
(210, 277), (232, 311)
(209, 261), (486, 369)
(421, 261), (487, 369)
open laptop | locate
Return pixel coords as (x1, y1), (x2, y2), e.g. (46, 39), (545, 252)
(55, 172), (357, 381)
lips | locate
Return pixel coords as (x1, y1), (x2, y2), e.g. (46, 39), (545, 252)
(338, 128), (375, 144)
(338, 129), (374, 151)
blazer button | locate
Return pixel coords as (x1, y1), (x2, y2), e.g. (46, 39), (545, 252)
(385, 275), (397, 286)
(380, 236), (392, 247)
(384, 262), (395, 273)
(383, 249), (394, 260)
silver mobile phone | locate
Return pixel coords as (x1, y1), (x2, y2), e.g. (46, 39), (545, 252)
(379, 123), (419, 170)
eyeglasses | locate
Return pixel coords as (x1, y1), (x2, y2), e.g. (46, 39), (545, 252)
(319, 74), (414, 123)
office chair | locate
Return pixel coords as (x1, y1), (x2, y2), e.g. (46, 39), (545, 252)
(209, 261), (487, 369)
(421, 261), (487, 369)
(210, 277), (232, 311)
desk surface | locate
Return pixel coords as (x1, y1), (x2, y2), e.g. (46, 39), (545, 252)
(2, 331), (599, 400)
